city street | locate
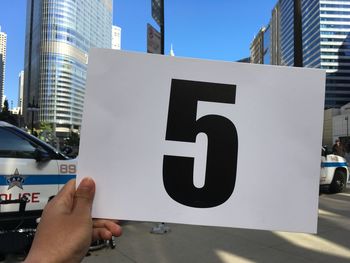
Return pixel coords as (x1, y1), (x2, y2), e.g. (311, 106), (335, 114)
(82, 185), (350, 263)
(2, 184), (350, 262)
(1, 1), (350, 262)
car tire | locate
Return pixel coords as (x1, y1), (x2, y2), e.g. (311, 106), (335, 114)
(329, 170), (346, 193)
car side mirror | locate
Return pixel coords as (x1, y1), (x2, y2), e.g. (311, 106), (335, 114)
(34, 148), (51, 162)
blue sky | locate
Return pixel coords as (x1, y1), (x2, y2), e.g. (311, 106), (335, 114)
(0, 0), (277, 107)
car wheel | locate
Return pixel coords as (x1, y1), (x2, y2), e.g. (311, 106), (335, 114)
(329, 170), (346, 193)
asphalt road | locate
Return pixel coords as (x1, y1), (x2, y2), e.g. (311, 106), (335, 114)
(4, 185), (350, 263)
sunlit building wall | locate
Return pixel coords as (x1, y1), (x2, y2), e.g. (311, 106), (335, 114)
(0, 28), (7, 110)
(112, 25), (121, 50)
(250, 25), (271, 65)
(250, 27), (265, 64)
(18, 70), (24, 113)
(24, 0), (113, 133)
(271, 2), (281, 65)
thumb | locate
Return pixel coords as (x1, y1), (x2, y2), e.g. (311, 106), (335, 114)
(73, 177), (95, 215)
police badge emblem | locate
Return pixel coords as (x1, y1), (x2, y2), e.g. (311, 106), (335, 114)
(6, 168), (26, 190)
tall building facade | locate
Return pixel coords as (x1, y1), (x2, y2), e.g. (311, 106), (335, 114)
(18, 70), (24, 112)
(279, 0), (295, 66)
(251, 0), (350, 108)
(112, 25), (121, 50)
(24, 0), (113, 133)
(302, 0), (350, 108)
(263, 24), (271, 65)
(250, 27), (266, 64)
(301, 0), (320, 68)
(0, 28), (7, 110)
(250, 25), (271, 65)
(271, 2), (281, 65)
(250, 1), (284, 65)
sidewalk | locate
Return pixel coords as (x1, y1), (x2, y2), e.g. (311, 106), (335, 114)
(84, 186), (350, 263)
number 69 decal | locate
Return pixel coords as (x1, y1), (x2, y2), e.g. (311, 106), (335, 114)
(163, 79), (238, 208)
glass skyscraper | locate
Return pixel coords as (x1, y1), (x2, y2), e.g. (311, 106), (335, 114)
(271, 2), (281, 65)
(24, 0), (113, 133)
(280, 0), (295, 66)
(250, 25), (271, 64)
(263, 24), (271, 65)
(251, 0), (350, 108)
(302, 0), (350, 108)
(251, 0), (295, 66)
(301, 0), (320, 68)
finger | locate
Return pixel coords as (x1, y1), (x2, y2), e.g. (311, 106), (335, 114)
(92, 228), (112, 241)
(93, 220), (122, 236)
(55, 179), (76, 199)
(49, 179), (76, 213)
(93, 219), (119, 228)
(73, 177), (95, 215)
(92, 227), (122, 241)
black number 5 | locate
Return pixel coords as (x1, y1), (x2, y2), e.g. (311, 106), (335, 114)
(163, 79), (238, 208)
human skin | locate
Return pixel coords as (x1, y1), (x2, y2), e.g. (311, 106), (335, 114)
(24, 178), (122, 263)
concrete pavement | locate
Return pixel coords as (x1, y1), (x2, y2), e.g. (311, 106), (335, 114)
(3, 186), (349, 262)
(83, 185), (350, 263)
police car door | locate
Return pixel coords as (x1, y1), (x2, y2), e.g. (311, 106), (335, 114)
(0, 127), (59, 213)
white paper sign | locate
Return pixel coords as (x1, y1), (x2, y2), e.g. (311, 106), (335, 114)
(78, 49), (325, 233)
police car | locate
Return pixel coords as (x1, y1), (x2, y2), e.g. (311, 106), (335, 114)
(0, 121), (77, 229)
(320, 147), (349, 193)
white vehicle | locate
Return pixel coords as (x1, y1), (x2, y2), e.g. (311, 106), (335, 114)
(0, 121), (77, 230)
(0, 121), (115, 257)
(320, 147), (349, 193)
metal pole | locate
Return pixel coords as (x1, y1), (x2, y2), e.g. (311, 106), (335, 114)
(31, 110), (34, 134)
(31, 97), (35, 134)
(54, 67), (57, 138)
(160, 0), (164, 55)
(19, 99), (22, 128)
(294, 0), (303, 67)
